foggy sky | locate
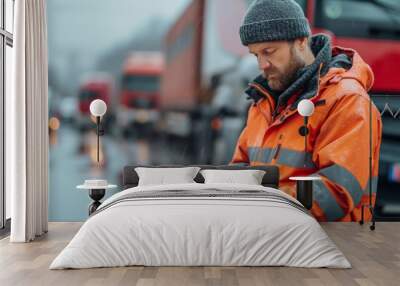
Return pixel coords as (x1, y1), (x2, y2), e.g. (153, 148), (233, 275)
(47, 0), (190, 96)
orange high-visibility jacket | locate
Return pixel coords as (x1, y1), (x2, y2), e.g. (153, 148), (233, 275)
(231, 47), (382, 222)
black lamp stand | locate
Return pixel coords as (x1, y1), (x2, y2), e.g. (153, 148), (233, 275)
(88, 189), (105, 215)
(296, 180), (313, 210)
(296, 116), (313, 210)
(298, 116), (309, 163)
(359, 93), (375, 230)
(95, 116), (105, 163)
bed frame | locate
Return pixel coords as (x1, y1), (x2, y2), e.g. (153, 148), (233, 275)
(122, 164), (280, 189)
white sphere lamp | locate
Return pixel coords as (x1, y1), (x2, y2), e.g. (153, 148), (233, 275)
(90, 99), (107, 117)
(297, 99), (315, 117)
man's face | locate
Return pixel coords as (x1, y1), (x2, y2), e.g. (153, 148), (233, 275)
(248, 39), (307, 92)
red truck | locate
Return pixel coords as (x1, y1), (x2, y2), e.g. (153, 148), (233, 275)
(77, 73), (114, 132)
(118, 51), (164, 137)
(162, 0), (400, 129)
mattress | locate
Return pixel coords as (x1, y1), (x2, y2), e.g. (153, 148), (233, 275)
(50, 183), (351, 269)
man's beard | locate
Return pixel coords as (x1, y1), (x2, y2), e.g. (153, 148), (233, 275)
(264, 46), (306, 92)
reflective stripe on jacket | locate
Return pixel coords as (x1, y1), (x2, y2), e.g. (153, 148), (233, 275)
(231, 47), (382, 222)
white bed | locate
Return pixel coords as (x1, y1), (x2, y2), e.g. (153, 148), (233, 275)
(50, 183), (351, 269)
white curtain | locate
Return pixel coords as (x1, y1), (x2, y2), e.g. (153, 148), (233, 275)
(7, 0), (49, 242)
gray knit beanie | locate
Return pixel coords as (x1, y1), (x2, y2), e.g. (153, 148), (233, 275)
(239, 0), (311, 45)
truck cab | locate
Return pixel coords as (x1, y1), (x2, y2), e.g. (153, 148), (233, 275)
(77, 73), (114, 132)
(118, 52), (164, 137)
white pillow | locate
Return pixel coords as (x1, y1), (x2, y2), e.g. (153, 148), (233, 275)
(200, 169), (265, 185)
(135, 167), (201, 186)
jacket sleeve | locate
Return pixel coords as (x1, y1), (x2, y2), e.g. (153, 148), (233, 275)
(230, 125), (250, 164)
(311, 93), (382, 221)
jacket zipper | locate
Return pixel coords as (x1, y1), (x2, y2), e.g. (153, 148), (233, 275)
(271, 64), (326, 127)
(273, 143), (282, 160)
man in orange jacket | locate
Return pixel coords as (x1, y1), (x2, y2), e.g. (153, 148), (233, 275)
(231, 0), (382, 221)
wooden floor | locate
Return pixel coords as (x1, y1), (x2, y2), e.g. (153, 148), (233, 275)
(0, 222), (399, 286)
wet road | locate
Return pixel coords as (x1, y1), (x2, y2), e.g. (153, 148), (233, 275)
(49, 123), (192, 221)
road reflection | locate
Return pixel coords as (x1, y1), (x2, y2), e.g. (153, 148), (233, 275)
(48, 122), (189, 221)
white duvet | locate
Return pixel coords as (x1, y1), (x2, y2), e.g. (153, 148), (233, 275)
(50, 183), (351, 269)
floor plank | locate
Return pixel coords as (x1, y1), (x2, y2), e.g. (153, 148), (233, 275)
(0, 222), (399, 286)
